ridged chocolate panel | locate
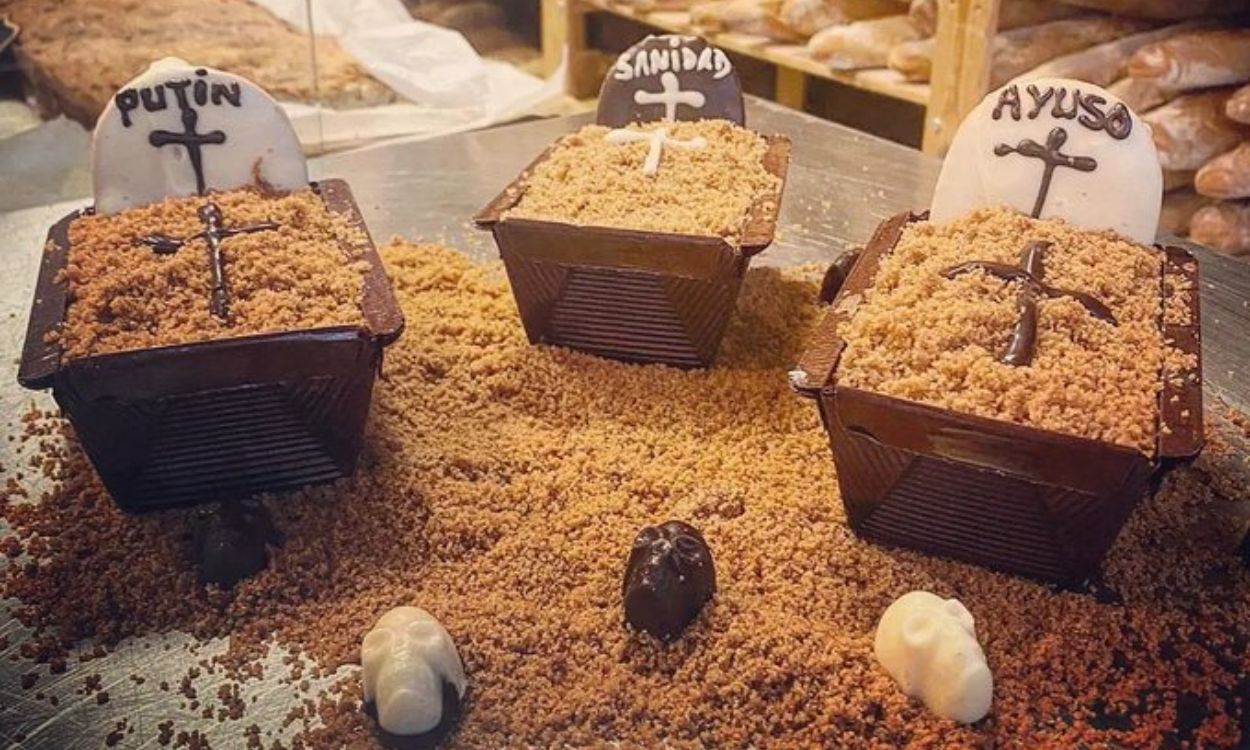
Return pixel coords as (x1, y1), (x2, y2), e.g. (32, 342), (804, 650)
(508, 257), (739, 368)
(111, 379), (365, 511)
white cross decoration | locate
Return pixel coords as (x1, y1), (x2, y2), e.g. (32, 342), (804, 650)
(605, 127), (707, 176)
(633, 71), (706, 121)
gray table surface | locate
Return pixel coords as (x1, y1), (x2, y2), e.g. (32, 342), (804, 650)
(1, 98), (1248, 748)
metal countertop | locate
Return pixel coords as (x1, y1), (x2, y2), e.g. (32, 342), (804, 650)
(1, 98), (1248, 747)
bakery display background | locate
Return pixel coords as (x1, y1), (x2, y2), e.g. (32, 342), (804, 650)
(1, 99), (1249, 749)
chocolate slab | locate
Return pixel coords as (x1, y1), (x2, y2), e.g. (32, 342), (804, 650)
(17, 178), (405, 512)
(596, 35), (745, 128)
(792, 211), (1204, 585)
(475, 136), (790, 368)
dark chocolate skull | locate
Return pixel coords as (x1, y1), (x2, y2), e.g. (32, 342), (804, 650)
(622, 520), (716, 641)
(596, 35), (745, 128)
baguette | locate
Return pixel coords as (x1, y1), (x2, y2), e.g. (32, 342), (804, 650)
(1056, 0), (1247, 20)
(1196, 142), (1250, 200)
(1159, 189), (1211, 236)
(1228, 84), (1250, 125)
(1163, 170), (1197, 193)
(626, 0), (704, 10)
(887, 16), (1151, 85)
(1018, 22), (1209, 88)
(808, 15), (920, 70)
(692, 0), (801, 40)
(1143, 89), (1250, 171)
(4, 0), (395, 127)
(1128, 29), (1250, 92)
(1189, 200), (1250, 255)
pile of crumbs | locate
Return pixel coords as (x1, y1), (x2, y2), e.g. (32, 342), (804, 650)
(837, 207), (1167, 453)
(504, 120), (780, 243)
(1, 241), (1247, 748)
(55, 187), (369, 361)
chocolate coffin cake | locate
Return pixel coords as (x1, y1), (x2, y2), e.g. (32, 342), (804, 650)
(17, 60), (403, 512)
(475, 35), (790, 368)
(792, 78), (1204, 585)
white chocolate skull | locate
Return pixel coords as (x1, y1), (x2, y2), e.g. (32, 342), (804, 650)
(361, 606), (467, 736)
(873, 591), (993, 724)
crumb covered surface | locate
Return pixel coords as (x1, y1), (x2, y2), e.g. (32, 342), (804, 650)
(56, 187), (369, 361)
(2, 242), (1247, 748)
(504, 120), (780, 243)
(837, 208), (1167, 453)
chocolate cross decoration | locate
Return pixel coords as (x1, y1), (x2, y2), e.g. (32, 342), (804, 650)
(149, 104), (226, 195)
(942, 239), (1116, 366)
(137, 202), (279, 320)
(994, 127), (1097, 219)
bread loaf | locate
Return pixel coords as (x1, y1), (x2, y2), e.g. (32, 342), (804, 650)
(1159, 190), (1211, 236)
(889, 16), (1150, 85)
(1144, 89), (1250, 171)
(1128, 29), (1250, 92)
(1019, 22), (1209, 88)
(1228, 84), (1250, 125)
(693, 0), (801, 40)
(808, 15), (921, 70)
(4, 0), (395, 127)
(626, 0), (703, 10)
(1189, 200), (1250, 255)
(1108, 76), (1173, 114)
(907, 0), (1084, 38)
(1056, 0), (1247, 20)
(990, 17), (1153, 88)
(779, 0), (904, 37)
(1196, 142), (1250, 200)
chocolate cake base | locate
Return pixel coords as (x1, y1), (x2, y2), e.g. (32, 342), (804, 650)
(17, 179), (404, 512)
(793, 211), (1205, 586)
(475, 136), (790, 369)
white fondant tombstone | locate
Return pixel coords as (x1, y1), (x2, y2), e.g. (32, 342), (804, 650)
(597, 35), (745, 128)
(361, 606), (467, 736)
(873, 591), (993, 725)
(91, 58), (308, 215)
(930, 77), (1161, 245)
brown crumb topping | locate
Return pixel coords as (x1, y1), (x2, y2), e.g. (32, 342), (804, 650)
(56, 187), (369, 361)
(505, 120), (779, 243)
(1, 242), (1245, 748)
(837, 208), (1167, 453)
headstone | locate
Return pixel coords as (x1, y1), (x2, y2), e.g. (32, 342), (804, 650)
(597, 35), (745, 128)
(931, 77), (1161, 245)
(91, 58), (308, 215)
